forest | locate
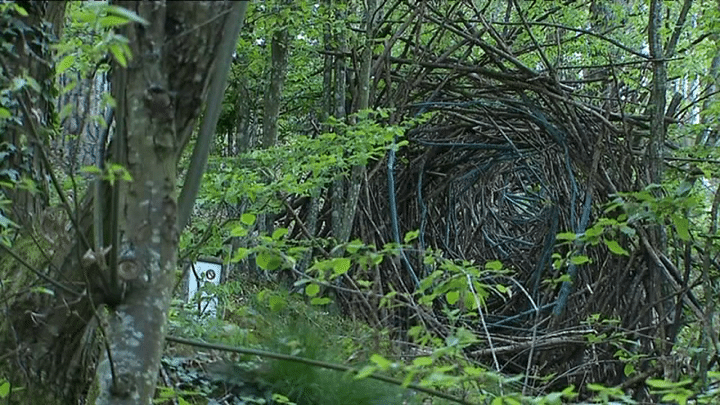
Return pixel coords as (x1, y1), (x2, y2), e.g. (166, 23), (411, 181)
(1, 0), (720, 404)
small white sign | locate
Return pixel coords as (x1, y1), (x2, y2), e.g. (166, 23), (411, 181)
(187, 259), (223, 317)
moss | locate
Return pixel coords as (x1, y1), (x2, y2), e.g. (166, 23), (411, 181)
(85, 374), (101, 405)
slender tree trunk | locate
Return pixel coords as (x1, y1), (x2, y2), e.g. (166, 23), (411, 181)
(261, 16), (289, 149)
(696, 54), (720, 146)
(260, 2), (290, 233)
(332, 0), (376, 245)
(331, 2), (350, 242)
(298, 0), (335, 273)
(235, 79), (253, 154)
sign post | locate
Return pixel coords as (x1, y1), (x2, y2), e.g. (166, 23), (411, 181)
(187, 257), (223, 317)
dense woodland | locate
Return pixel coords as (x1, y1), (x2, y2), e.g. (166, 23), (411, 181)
(1, 0), (720, 404)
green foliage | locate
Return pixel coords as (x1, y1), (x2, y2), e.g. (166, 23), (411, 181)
(0, 377), (24, 400)
(145, 0), (720, 404)
(200, 109), (426, 214)
(80, 163), (132, 184)
(552, 175), (708, 277)
(415, 256), (509, 312)
(646, 378), (694, 405)
(53, 2), (140, 137)
(587, 383), (636, 404)
(0, 196), (17, 246)
(153, 386), (202, 405)
(0, 380), (9, 398)
(57, 2), (142, 74)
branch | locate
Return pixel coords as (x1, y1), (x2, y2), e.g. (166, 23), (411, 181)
(665, 0), (693, 58)
(490, 20), (650, 60)
(0, 243), (83, 296)
(165, 335), (473, 405)
(177, 2), (248, 230)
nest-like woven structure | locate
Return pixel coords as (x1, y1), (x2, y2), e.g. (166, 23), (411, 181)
(325, 1), (678, 395)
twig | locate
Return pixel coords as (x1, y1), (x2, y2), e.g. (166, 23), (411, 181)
(0, 243), (83, 296)
(165, 335), (475, 405)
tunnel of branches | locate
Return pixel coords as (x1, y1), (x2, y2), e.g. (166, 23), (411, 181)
(296, 2), (683, 394)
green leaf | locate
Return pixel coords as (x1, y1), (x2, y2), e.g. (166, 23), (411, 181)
(485, 260), (503, 271)
(310, 297), (331, 305)
(305, 283), (320, 297)
(230, 225), (248, 237)
(58, 102), (74, 119)
(271, 227), (288, 240)
(556, 232), (578, 241)
(241, 213), (256, 226)
(661, 392), (690, 405)
(0, 381), (9, 398)
(464, 293), (478, 310)
(0, 108), (10, 119)
(584, 225), (604, 238)
(256, 250), (282, 270)
(646, 378), (692, 388)
(331, 257), (351, 276)
(80, 165), (102, 175)
(495, 284), (508, 294)
(413, 356), (433, 366)
(604, 239), (629, 256)
(57, 54), (75, 75)
(624, 363), (635, 377)
(370, 354), (392, 370)
(672, 215), (691, 241)
(106, 5), (150, 25)
(404, 230), (419, 243)
(30, 286), (54, 296)
(355, 365), (376, 380)
(271, 394), (293, 404)
(231, 247), (250, 262)
(646, 379), (674, 389)
(446, 290), (459, 305)
(109, 43), (127, 67)
(268, 295), (286, 312)
(346, 239), (364, 254)
(586, 383), (605, 391)
(570, 255), (591, 265)
(12, 4), (28, 16)
(99, 15), (132, 28)
(25, 76), (40, 92)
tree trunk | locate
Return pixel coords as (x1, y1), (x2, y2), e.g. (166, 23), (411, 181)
(331, 0), (376, 246)
(259, 1), (290, 233)
(331, 2), (349, 242)
(261, 13), (289, 149)
(88, 3), (244, 404)
(1, 2), (245, 404)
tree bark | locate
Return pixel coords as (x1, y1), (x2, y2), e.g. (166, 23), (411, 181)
(332, 0), (376, 246)
(259, 0), (291, 233)
(261, 8), (290, 149)
(331, 2), (350, 242)
(89, 3), (244, 404)
(1, 2), (245, 404)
